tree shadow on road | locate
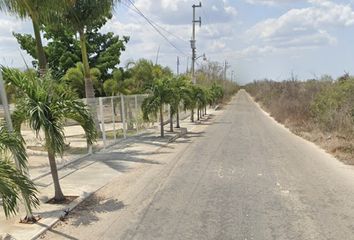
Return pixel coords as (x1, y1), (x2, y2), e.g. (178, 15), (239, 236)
(69, 195), (125, 226)
(36, 221), (79, 240)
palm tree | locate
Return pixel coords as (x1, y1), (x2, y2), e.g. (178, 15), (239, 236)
(103, 68), (134, 96)
(209, 83), (224, 106)
(142, 77), (172, 137)
(0, 125), (39, 218)
(63, 62), (102, 98)
(194, 87), (208, 121)
(168, 76), (192, 130)
(3, 68), (97, 202)
(57, 0), (118, 133)
(0, 0), (62, 74)
(60, 0), (117, 99)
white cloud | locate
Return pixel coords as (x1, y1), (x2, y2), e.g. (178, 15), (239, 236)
(246, 0), (304, 6)
(128, 0), (237, 25)
(246, 0), (354, 50)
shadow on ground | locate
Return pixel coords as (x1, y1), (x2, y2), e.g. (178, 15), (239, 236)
(70, 195), (125, 226)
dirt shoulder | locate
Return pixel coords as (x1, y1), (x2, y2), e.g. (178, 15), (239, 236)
(255, 101), (354, 165)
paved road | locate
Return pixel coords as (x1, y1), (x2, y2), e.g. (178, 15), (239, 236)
(44, 90), (354, 240)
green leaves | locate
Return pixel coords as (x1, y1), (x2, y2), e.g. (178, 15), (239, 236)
(63, 62), (102, 98)
(142, 77), (173, 121)
(0, 160), (39, 218)
(0, 125), (39, 218)
(3, 67), (97, 156)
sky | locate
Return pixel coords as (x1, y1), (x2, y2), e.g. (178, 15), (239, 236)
(1, 0), (354, 84)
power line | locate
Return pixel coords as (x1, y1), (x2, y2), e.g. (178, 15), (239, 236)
(122, 0), (189, 51)
(124, 0), (188, 57)
(121, 1), (188, 44)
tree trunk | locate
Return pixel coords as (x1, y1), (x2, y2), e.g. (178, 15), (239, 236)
(160, 105), (164, 137)
(79, 29), (101, 134)
(205, 106), (207, 115)
(191, 109), (194, 122)
(197, 108), (200, 121)
(47, 148), (64, 201)
(176, 108), (180, 128)
(32, 19), (47, 76)
(169, 106), (173, 132)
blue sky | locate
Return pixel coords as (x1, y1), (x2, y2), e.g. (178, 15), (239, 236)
(1, 0), (354, 84)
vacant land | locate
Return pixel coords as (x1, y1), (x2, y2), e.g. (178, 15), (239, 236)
(246, 78), (354, 164)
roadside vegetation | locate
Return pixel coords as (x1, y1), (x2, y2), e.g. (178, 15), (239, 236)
(245, 75), (354, 164)
(0, 0), (238, 220)
(0, 125), (39, 218)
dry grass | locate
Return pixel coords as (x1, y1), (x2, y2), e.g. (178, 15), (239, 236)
(246, 77), (354, 165)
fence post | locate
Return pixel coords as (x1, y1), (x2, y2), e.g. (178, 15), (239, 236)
(99, 97), (107, 148)
(111, 97), (116, 141)
(120, 94), (127, 139)
(135, 95), (139, 133)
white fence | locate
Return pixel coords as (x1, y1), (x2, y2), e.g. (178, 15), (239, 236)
(1, 94), (192, 178)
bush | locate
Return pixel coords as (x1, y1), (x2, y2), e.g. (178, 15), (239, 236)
(245, 75), (353, 138)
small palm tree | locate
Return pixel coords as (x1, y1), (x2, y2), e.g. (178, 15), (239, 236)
(103, 68), (133, 96)
(63, 62), (102, 98)
(209, 83), (224, 106)
(168, 76), (192, 130)
(0, 125), (39, 218)
(142, 77), (172, 137)
(3, 68), (97, 202)
(194, 86), (208, 121)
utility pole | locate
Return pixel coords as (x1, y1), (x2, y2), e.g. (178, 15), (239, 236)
(191, 2), (202, 84)
(224, 60), (230, 89)
(155, 45), (160, 65)
(190, 2), (201, 122)
(224, 60), (230, 81)
(177, 56), (180, 75)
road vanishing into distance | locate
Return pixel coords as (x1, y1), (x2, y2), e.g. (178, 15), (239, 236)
(44, 90), (354, 240)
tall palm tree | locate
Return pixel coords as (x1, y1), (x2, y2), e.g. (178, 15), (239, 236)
(142, 77), (173, 138)
(61, 0), (117, 97)
(3, 68), (97, 202)
(52, 0), (119, 133)
(0, 125), (39, 218)
(0, 0), (61, 74)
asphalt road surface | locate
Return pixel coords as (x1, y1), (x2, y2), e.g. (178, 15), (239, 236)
(44, 90), (354, 240)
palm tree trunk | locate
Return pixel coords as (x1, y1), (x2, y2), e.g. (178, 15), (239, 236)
(160, 105), (164, 137)
(169, 106), (173, 132)
(32, 19), (47, 76)
(47, 148), (64, 201)
(176, 108), (180, 128)
(79, 29), (101, 134)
